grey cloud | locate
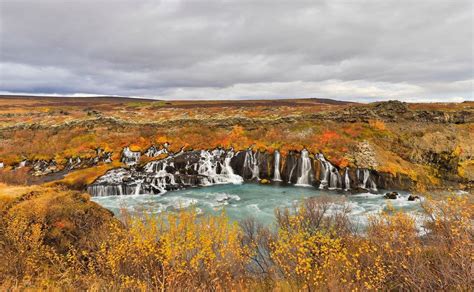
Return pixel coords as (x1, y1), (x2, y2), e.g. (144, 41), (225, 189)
(0, 0), (472, 101)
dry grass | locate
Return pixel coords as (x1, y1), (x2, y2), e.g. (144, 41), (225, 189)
(0, 187), (472, 291)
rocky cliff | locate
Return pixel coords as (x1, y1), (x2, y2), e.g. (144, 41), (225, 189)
(0, 98), (472, 193)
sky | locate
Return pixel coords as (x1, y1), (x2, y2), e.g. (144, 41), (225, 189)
(0, 0), (472, 102)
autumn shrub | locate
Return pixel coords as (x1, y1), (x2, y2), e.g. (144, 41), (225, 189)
(66, 209), (251, 290)
(0, 168), (29, 185)
(246, 195), (473, 291)
(365, 196), (473, 290)
(419, 196), (473, 289)
(366, 209), (423, 289)
(268, 197), (388, 290)
(0, 189), (472, 291)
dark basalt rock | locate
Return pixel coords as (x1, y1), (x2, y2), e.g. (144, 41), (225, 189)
(408, 194), (420, 201)
(375, 172), (414, 191)
(282, 151), (299, 184)
(384, 191), (398, 199)
(86, 146), (436, 197)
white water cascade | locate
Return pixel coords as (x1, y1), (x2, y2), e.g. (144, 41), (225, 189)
(288, 163), (296, 184)
(318, 154), (341, 190)
(318, 154), (330, 189)
(121, 147), (141, 166)
(357, 169), (378, 192)
(223, 151), (244, 184)
(344, 168), (351, 191)
(273, 150), (282, 181)
(243, 150), (260, 180)
(145, 145), (168, 157)
(134, 179), (143, 195)
(295, 149), (312, 186)
(195, 150), (243, 185)
(88, 147), (381, 197)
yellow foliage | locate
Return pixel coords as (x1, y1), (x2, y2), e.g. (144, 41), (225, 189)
(369, 119), (386, 131)
(0, 191), (472, 290)
(52, 161), (122, 189)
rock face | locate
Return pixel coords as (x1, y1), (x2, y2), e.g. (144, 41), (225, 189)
(322, 100), (473, 124)
(21, 148), (113, 176)
(349, 141), (379, 169)
(121, 147), (141, 166)
(87, 147), (386, 197)
(384, 192), (398, 199)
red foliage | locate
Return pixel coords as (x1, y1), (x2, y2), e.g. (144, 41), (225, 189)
(320, 130), (340, 144)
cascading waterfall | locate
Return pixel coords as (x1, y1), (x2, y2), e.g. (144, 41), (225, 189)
(318, 154), (341, 190)
(369, 179), (377, 192)
(344, 168), (351, 191)
(121, 147), (141, 166)
(329, 168), (341, 190)
(295, 149), (312, 186)
(197, 149), (243, 185)
(89, 149), (246, 197)
(243, 150), (260, 180)
(318, 154), (329, 189)
(145, 145), (168, 157)
(357, 169), (378, 192)
(197, 150), (219, 185)
(134, 179), (143, 195)
(223, 151), (244, 184)
(88, 146), (381, 197)
(273, 150), (282, 181)
(288, 164), (297, 184)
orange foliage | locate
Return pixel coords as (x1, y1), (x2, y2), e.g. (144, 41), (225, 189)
(369, 119), (386, 131)
(320, 130), (341, 144)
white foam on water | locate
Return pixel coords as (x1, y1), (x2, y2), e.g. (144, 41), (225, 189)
(167, 197), (198, 210)
(352, 192), (381, 198)
(92, 183), (424, 231)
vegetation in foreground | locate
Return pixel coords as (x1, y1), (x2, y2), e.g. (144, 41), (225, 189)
(0, 185), (472, 290)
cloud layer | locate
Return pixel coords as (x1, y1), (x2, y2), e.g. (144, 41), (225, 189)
(0, 0), (472, 101)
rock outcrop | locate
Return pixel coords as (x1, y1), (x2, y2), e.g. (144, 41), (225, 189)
(87, 148), (388, 197)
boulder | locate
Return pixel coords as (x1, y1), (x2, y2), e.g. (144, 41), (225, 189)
(384, 191), (398, 199)
(260, 178), (270, 184)
(408, 194), (420, 201)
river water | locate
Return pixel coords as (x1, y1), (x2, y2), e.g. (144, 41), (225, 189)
(92, 183), (422, 227)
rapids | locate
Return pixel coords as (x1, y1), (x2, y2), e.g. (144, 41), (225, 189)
(92, 183), (422, 227)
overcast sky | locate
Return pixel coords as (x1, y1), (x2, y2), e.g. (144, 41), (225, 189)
(0, 0), (472, 102)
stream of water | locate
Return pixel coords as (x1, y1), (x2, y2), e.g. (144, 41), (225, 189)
(92, 183), (422, 227)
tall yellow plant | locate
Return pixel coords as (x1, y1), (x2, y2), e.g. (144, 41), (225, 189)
(94, 209), (250, 290)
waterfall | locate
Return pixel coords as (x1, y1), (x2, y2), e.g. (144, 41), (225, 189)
(318, 154), (329, 189)
(362, 169), (369, 188)
(273, 150), (282, 181)
(196, 150), (243, 185)
(121, 147), (141, 166)
(87, 184), (124, 197)
(145, 145), (168, 157)
(329, 168), (341, 190)
(223, 151), (244, 184)
(357, 169), (378, 192)
(243, 150), (259, 180)
(295, 149), (312, 186)
(317, 154), (341, 189)
(344, 168), (351, 191)
(89, 147), (381, 197)
(369, 179), (377, 192)
(288, 163), (296, 184)
(134, 181), (142, 195)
